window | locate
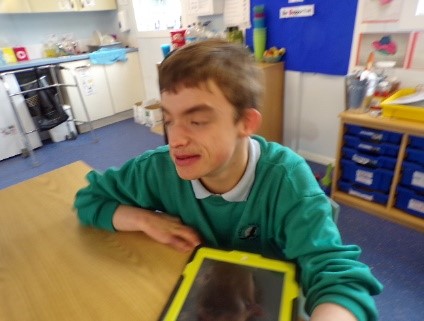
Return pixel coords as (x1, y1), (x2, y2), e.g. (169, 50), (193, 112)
(132, 0), (182, 32)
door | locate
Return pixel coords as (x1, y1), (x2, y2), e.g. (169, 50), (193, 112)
(59, 60), (115, 122)
(106, 52), (145, 114)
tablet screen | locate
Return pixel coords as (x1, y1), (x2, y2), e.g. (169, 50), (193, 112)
(176, 258), (285, 321)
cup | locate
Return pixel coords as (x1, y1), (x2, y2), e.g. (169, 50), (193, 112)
(170, 29), (186, 50)
(253, 18), (266, 28)
(346, 78), (368, 112)
(160, 44), (171, 58)
(253, 28), (267, 61)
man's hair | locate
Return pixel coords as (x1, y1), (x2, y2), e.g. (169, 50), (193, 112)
(158, 39), (264, 120)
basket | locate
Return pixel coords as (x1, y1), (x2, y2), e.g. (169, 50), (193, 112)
(381, 88), (424, 123)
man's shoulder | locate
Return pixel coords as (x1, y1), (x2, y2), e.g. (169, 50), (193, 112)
(252, 135), (304, 165)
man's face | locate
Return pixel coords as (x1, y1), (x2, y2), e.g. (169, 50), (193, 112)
(161, 81), (249, 193)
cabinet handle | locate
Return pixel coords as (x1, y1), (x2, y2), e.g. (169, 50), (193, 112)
(68, 0), (74, 9)
(80, 0), (85, 8)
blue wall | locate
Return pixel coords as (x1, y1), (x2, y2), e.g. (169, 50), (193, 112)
(246, 0), (358, 75)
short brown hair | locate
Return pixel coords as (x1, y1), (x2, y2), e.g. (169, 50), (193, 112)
(158, 39), (264, 119)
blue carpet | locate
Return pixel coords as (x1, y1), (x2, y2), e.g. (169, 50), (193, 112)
(1, 118), (423, 320)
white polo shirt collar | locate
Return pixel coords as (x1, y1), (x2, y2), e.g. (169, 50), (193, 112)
(191, 138), (260, 202)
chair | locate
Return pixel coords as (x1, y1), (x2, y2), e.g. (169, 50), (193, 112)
(298, 198), (340, 320)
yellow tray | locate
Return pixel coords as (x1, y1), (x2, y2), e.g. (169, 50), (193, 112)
(381, 88), (424, 123)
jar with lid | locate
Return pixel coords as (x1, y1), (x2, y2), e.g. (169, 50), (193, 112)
(226, 26), (244, 44)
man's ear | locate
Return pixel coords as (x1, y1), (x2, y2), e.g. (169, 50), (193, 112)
(240, 108), (262, 136)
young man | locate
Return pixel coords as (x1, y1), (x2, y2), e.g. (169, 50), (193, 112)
(74, 39), (382, 321)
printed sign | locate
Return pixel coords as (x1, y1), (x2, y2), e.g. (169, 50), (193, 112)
(280, 5), (314, 19)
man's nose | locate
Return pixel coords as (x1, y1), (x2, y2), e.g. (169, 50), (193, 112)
(167, 124), (190, 148)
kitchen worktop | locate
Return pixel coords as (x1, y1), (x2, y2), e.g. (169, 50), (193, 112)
(0, 47), (138, 73)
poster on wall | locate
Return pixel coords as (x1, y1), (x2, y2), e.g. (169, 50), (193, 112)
(407, 32), (424, 69)
(356, 32), (411, 67)
(362, 0), (404, 23)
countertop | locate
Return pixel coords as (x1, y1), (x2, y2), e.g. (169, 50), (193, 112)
(0, 47), (138, 73)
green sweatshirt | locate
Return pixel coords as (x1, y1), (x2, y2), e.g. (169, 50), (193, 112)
(74, 136), (383, 321)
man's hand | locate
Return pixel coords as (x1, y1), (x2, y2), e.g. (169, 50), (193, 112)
(112, 205), (202, 252)
(311, 303), (357, 321)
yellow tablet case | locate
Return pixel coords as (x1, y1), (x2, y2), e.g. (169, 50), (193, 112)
(160, 247), (299, 321)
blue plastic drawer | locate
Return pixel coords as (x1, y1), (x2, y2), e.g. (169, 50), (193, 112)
(341, 159), (394, 192)
(342, 147), (396, 170)
(396, 186), (424, 219)
(401, 161), (424, 193)
(339, 180), (389, 205)
(409, 135), (424, 149)
(343, 135), (400, 157)
(345, 124), (402, 144)
(405, 147), (424, 166)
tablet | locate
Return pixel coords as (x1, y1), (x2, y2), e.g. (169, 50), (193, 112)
(159, 247), (299, 321)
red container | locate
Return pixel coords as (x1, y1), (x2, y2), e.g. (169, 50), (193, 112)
(170, 29), (186, 49)
(13, 47), (29, 61)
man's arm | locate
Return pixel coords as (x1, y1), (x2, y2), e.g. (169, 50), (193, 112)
(112, 205), (202, 252)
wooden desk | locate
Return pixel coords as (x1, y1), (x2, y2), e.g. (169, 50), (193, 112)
(0, 161), (190, 321)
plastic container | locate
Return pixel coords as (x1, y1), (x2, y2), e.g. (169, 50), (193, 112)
(341, 159), (394, 192)
(381, 88), (424, 123)
(409, 135), (424, 149)
(345, 124), (402, 144)
(342, 147), (396, 170)
(48, 105), (77, 143)
(338, 180), (389, 205)
(395, 186), (424, 219)
(343, 135), (400, 157)
(401, 161), (424, 193)
(405, 147), (424, 165)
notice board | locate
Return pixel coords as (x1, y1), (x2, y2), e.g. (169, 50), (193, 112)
(245, 0), (358, 76)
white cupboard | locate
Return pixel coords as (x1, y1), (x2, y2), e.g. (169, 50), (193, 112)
(28, 0), (116, 13)
(105, 52), (145, 114)
(0, 0), (31, 13)
(59, 51), (145, 126)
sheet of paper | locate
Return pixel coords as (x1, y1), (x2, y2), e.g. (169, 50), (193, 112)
(224, 0), (251, 28)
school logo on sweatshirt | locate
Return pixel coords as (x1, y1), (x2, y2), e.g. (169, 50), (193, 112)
(238, 224), (260, 240)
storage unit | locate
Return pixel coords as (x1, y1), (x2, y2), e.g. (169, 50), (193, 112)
(59, 51), (145, 132)
(332, 111), (424, 232)
(0, 73), (42, 161)
(187, 0), (224, 16)
(256, 62), (285, 143)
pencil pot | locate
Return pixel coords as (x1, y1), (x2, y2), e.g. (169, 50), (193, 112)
(253, 28), (267, 61)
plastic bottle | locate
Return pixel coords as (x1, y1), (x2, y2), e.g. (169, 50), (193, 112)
(185, 23), (198, 44)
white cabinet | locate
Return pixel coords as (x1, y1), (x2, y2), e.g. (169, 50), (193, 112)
(59, 61), (115, 122)
(29, 0), (116, 13)
(187, 0), (224, 16)
(105, 52), (145, 114)
(0, 0), (31, 13)
(59, 52), (144, 124)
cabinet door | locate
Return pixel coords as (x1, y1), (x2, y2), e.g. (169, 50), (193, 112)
(29, 0), (75, 12)
(256, 62), (284, 143)
(59, 60), (114, 122)
(0, 0), (31, 13)
(29, 0), (116, 12)
(76, 0), (116, 11)
(188, 0), (223, 16)
(105, 52), (145, 114)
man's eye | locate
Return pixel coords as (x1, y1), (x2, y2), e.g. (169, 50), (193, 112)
(191, 121), (207, 126)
